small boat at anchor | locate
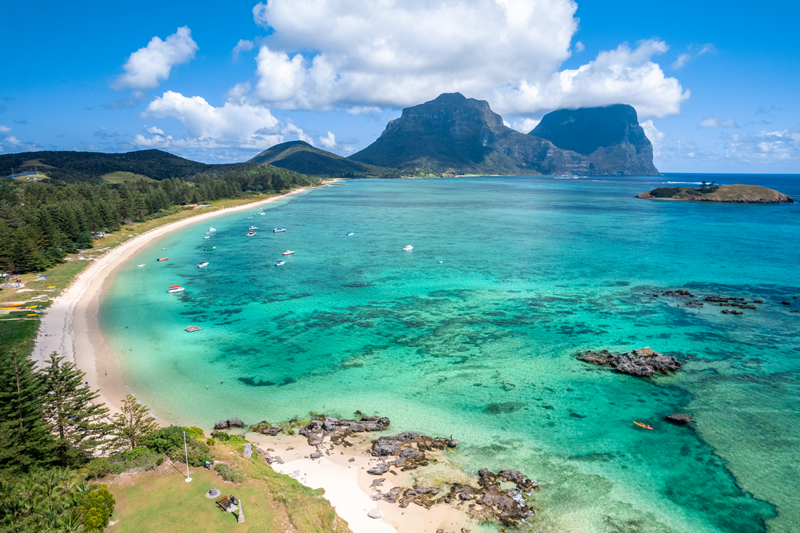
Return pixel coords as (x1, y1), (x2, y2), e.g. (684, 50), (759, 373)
(197, 262), (209, 268)
(204, 246), (216, 251)
(275, 260), (286, 266)
(157, 257), (168, 262)
(633, 421), (653, 430)
(161, 248), (167, 251)
(273, 228), (286, 233)
(249, 226), (258, 230)
(185, 326), (201, 332)
(137, 264), (145, 267)
(282, 250), (295, 256)
(204, 236), (210, 239)
(246, 232), (256, 237)
(347, 232), (354, 236)
(167, 285), (185, 293)
(403, 245), (413, 251)
(209, 227), (216, 232)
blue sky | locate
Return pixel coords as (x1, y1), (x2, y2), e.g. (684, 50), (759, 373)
(1, 0), (798, 173)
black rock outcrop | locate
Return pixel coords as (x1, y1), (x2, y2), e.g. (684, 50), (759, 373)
(530, 104), (658, 175)
(578, 347), (683, 377)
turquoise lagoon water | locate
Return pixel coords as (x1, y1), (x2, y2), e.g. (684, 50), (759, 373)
(99, 175), (800, 533)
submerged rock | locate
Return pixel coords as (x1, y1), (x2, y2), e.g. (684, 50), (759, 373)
(665, 414), (692, 426)
(578, 347), (683, 377)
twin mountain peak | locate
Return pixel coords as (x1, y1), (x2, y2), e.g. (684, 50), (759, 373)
(251, 92), (658, 177)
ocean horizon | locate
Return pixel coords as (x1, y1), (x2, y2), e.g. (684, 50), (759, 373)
(99, 173), (799, 532)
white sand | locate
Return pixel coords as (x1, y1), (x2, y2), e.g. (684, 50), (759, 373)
(278, 458), (397, 533)
(33, 188), (311, 416)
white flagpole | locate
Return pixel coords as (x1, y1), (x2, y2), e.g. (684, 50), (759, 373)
(184, 431), (192, 482)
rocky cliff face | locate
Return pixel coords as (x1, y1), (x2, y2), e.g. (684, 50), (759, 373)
(530, 104), (658, 175)
(349, 93), (589, 176)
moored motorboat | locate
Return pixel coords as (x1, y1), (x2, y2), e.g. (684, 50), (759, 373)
(204, 236), (210, 239)
(167, 285), (185, 293)
(246, 232), (256, 237)
(273, 228), (286, 233)
(157, 257), (168, 261)
(209, 227), (216, 232)
(137, 264), (145, 267)
(347, 232), (354, 236)
(197, 262), (209, 268)
(282, 250), (295, 255)
(204, 246), (216, 251)
(275, 260), (286, 266)
(249, 226), (258, 230)
(403, 245), (413, 251)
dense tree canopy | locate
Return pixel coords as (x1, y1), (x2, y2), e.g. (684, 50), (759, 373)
(0, 166), (317, 274)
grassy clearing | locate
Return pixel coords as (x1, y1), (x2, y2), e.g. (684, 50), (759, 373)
(108, 443), (349, 533)
(102, 171), (156, 183)
(12, 173), (50, 182)
(0, 319), (40, 356)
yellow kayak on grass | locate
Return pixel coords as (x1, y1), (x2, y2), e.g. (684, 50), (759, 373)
(634, 421), (653, 430)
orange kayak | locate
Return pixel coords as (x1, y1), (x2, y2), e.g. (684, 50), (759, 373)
(633, 421), (653, 430)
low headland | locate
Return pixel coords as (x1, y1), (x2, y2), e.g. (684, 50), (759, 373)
(636, 183), (794, 204)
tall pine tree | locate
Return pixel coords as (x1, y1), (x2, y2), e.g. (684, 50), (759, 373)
(0, 350), (54, 473)
(112, 394), (158, 451)
(40, 353), (111, 467)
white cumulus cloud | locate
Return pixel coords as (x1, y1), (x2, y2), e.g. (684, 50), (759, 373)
(232, 39), (255, 62)
(319, 131), (336, 149)
(113, 27), (198, 91)
(699, 117), (739, 128)
(136, 91), (311, 150)
(145, 125), (164, 134)
(5, 136), (21, 145)
(246, 1), (687, 118)
(512, 118), (541, 133)
(640, 119), (666, 156)
(0, 125), (10, 133)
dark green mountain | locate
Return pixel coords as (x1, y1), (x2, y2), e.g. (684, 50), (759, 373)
(349, 93), (658, 176)
(0, 149), (257, 183)
(248, 141), (398, 178)
(530, 104), (658, 175)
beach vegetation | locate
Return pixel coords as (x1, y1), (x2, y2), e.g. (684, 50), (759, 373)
(40, 352), (111, 467)
(0, 467), (115, 533)
(142, 425), (211, 467)
(111, 394), (159, 452)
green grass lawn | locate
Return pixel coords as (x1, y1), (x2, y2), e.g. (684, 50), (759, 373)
(102, 171), (157, 183)
(108, 444), (349, 533)
(110, 470), (280, 533)
(0, 319), (40, 356)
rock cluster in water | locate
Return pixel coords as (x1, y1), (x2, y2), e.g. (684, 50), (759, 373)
(255, 411), (538, 528)
(665, 414), (692, 426)
(578, 347), (683, 377)
(214, 417), (244, 430)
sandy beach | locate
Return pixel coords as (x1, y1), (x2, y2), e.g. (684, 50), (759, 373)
(33, 187), (311, 417)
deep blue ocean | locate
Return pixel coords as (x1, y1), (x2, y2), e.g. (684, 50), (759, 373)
(100, 173), (800, 532)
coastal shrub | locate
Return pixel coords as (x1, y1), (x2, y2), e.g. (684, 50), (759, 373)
(187, 426), (205, 439)
(207, 438), (216, 446)
(80, 485), (116, 532)
(649, 187), (680, 198)
(214, 463), (245, 483)
(155, 457), (164, 466)
(85, 457), (112, 479)
(142, 425), (210, 467)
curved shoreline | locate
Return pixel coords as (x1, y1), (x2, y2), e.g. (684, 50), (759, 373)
(33, 187), (312, 418)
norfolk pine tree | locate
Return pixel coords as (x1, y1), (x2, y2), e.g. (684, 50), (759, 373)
(112, 394), (158, 451)
(40, 353), (111, 467)
(0, 349), (54, 472)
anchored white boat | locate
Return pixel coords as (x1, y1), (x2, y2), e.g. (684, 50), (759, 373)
(273, 228), (286, 233)
(209, 227), (216, 232)
(167, 285), (185, 293)
(197, 262), (209, 268)
(204, 236), (210, 239)
(403, 245), (413, 251)
(275, 260), (286, 266)
(137, 264), (145, 267)
(347, 232), (354, 236)
(249, 226), (258, 230)
(246, 232), (256, 237)
(282, 250), (295, 256)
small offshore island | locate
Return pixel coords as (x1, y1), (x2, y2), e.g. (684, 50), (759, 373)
(636, 183), (794, 204)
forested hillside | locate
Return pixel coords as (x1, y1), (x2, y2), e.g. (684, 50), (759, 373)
(0, 166), (317, 274)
